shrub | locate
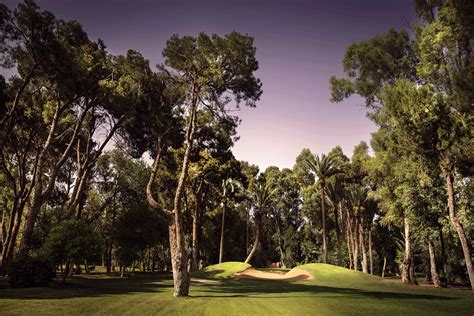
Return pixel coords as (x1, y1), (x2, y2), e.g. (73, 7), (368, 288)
(8, 255), (55, 288)
(41, 219), (101, 283)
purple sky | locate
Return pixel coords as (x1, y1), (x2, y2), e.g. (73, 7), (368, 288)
(2, 0), (417, 170)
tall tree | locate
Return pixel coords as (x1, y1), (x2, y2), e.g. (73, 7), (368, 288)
(245, 179), (276, 264)
(145, 32), (262, 296)
(305, 153), (340, 263)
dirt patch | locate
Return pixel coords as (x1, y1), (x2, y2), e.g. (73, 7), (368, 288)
(233, 268), (313, 281)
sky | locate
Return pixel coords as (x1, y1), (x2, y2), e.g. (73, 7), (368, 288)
(2, 0), (417, 170)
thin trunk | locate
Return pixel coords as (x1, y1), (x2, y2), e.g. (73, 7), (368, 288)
(346, 214), (353, 270)
(20, 103), (88, 254)
(246, 206), (249, 256)
(444, 168), (474, 290)
(353, 215), (359, 271)
(382, 256), (387, 278)
(320, 183), (327, 263)
(428, 237), (441, 288)
(191, 207), (200, 271)
(334, 204), (341, 265)
(218, 200), (227, 264)
(439, 228), (447, 275)
(274, 214), (286, 268)
(369, 228), (373, 275)
(359, 217), (368, 273)
(245, 213), (261, 264)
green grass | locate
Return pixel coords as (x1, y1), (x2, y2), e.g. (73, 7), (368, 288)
(0, 263), (472, 315)
(192, 261), (250, 279)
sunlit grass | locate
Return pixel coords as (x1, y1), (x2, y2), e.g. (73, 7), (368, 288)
(0, 263), (472, 315)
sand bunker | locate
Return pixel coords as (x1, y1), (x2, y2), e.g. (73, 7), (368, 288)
(233, 267), (313, 281)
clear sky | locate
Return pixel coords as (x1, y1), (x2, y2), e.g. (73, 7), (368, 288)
(2, 0), (417, 170)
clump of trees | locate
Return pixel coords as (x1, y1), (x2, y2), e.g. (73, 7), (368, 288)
(0, 0), (472, 297)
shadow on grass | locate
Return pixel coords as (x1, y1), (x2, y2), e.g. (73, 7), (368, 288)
(190, 279), (459, 301)
(0, 272), (459, 302)
(0, 272), (174, 300)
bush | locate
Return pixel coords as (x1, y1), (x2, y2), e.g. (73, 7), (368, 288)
(8, 255), (55, 288)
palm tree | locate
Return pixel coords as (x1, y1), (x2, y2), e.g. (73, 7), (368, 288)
(305, 153), (340, 263)
(218, 178), (242, 264)
(325, 180), (345, 265)
(244, 180), (277, 264)
(348, 186), (368, 273)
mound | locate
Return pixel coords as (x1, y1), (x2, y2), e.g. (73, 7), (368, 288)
(233, 267), (313, 281)
(298, 263), (382, 284)
(192, 262), (251, 279)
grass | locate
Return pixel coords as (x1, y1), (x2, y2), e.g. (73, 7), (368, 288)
(192, 261), (250, 279)
(0, 263), (472, 315)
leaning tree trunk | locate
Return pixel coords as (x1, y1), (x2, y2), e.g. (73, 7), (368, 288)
(401, 211), (414, 284)
(320, 183), (328, 263)
(19, 104), (88, 255)
(381, 256), (387, 278)
(218, 199), (227, 264)
(359, 217), (368, 274)
(245, 213), (261, 264)
(444, 168), (474, 290)
(428, 237), (441, 288)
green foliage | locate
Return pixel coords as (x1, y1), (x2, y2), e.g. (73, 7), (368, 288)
(7, 254), (55, 288)
(41, 220), (101, 266)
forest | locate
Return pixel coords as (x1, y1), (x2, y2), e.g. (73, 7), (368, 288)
(0, 0), (472, 313)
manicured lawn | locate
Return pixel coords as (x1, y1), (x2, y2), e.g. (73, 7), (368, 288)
(0, 263), (472, 315)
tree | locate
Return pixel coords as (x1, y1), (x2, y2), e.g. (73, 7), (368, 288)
(41, 219), (100, 284)
(305, 153), (340, 263)
(0, 1), (119, 270)
(218, 178), (243, 264)
(245, 179), (277, 264)
(145, 32), (262, 296)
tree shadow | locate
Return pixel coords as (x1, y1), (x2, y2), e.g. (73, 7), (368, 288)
(190, 279), (459, 301)
(0, 272), (460, 302)
(0, 272), (174, 300)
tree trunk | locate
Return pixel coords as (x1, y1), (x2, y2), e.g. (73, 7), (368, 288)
(169, 220), (189, 296)
(274, 213), (286, 268)
(428, 237), (441, 288)
(359, 217), (368, 274)
(353, 215), (359, 271)
(382, 256), (387, 278)
(334, 204), (341, 265)
(444, 169), (474, 290)
(245, 213), (261, 264)
(320, 183), (328, 263)
(346, 215), (353, 269)
(191, 207), (201, 271)
(19, 104), (88, 255)
(401, 211), (414, 284)
(369, 228), (373, 275)
(439, 227), (447, 275)
(218, 200), (227, 264)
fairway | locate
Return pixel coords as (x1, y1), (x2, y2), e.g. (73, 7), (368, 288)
(0, 263), (472, 315)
